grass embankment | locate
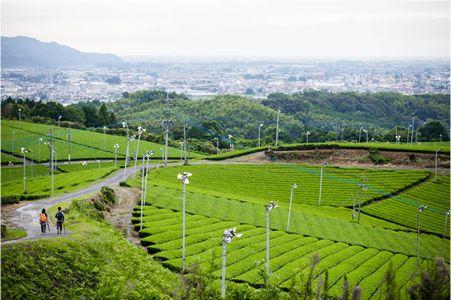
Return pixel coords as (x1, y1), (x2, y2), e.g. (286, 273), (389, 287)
(1, 120), (203, 161)
(206, 142), (450, 161)
(1, 194), (178, 299)
(1, 152), (22, 163)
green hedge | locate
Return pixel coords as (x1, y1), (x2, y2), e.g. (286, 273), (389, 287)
(205, 146), (268, 160)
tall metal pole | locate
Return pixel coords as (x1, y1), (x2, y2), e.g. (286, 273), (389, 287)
(357, 177), (367, 223)
(358, 127), (362, 143)
(18, 108), (21, 122)
(417, 205), (426, 269)
(266, 208), (270, 284)
(275, 109), (280, 147)
(182, 179), (186, 271)
(215, 137), (219, 154)
(30, 149), (33, 179)
(163, 122), (170, 166)
(50, 143), (54, 195)
(8, 162), (13, 179)
(287, 183), (297, 231)
(411, 117), (415, 144)
(123, 123), (129, 181)
(140, 155), (146, 231)
(435, 149), (439, 181)
(67, 126), (71, 164)
(183, 123), (187, 163)
(12, 130), (15, 153)
(133, 127), (144, 178)
(258, 124), (263, 147)
(103, 126), (107, 150)
(221, 241), (227, 299)
(143, 153), (151, 205)
(318, 164), (324, 206)
(442, 211), (450, 256)
(366, 130), (369, 143)
(22, 148), (27, 194)
(38, 137), (42, 163)
(406, 125), (411, 143)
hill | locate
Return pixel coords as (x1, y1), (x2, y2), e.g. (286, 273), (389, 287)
(109, 90), (449, 147)
(1, 36), (123, 67)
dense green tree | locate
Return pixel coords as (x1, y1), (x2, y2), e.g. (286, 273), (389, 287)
(418, 121), (449, 141)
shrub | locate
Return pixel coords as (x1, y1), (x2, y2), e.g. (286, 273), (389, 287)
(368, 148), (391, 165)
(1, 195), (20, 205)
(100, 186), (116, 206)
(119, 181), (131, 187)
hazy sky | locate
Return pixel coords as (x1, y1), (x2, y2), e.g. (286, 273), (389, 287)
(1, 0), (449, 58)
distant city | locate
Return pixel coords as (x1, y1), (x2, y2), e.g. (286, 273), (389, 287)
(1, 59), (449, 104)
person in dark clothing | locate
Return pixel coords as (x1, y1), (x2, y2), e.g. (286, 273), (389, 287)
(55, 207), (65, 234)
(39, 208), (48, 233)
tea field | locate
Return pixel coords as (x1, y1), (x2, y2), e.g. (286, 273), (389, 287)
(146, 164), (430, 207)
(1, 120), (202, 161)
(132, 206), (433, 299)
(363, 176), (450, 236)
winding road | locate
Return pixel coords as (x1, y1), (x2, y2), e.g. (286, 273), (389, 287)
(3, 165), (142, 243)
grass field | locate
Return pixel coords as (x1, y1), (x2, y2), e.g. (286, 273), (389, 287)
(133, 206), (433, 299)
(1, 165), (55, 183)
(363, 176), (450, 236)
(1, 120), (203, 161)
(145, 164), (430, 207)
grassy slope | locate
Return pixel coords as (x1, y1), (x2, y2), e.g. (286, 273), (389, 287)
(1, 166), (118, 198)
(363, 176), (450, 236)
(1, 152), (22, 163)
(1, 120), (202, 161)
(1, 196), (177, 299)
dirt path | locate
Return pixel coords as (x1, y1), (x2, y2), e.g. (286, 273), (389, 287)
(106, 187), (142, 247)
(1, 165), (142, 244)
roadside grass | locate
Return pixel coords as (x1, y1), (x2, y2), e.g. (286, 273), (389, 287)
(1, 195), (178, 299)
(1, 165), (55, 183)
(1, 227), (27, 241)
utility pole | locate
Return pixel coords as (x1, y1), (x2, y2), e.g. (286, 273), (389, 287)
(318, 162), (327, 206)
(103, 126), (107, 150)
(183, 123), (188, 164)
(417, 205), (427, 269)
(275, 109), (281, 147)
(411, 116), (415, 144)
(122, 122), (130, 180)
(177, 171), (192, 272)
(357, 177), (368, 223)
(215, 137), (219, 154)
(114, 144), (119, 167)
(67, 125), (71, 164)
(133, 126), (145, 178)
(435, 149), (439, 181)
(21, 147), (27, 194)
(18, 108), (22, 122)
(258, 123), (263, 147)
(221, 227), (242, 299)
(286, 183), (298, 231)
(265, 201), (278, 287)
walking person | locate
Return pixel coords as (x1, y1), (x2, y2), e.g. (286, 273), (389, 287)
(39, 208), (48, 234)
(55, 207), (65, 234)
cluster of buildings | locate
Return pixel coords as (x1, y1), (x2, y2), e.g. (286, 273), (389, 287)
(1, 60), (448, 103)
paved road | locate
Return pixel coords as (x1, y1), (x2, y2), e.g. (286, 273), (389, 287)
(3, 165), (142, 243)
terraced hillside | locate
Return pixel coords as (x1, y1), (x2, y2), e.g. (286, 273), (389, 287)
(363, 176), (450, 236)
(1, 120), (202, 161)
(132, 207), (433, 299)
(146, 164), (430, 207)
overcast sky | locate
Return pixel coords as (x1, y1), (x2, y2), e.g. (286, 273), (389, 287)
(1, 0), (449, 58)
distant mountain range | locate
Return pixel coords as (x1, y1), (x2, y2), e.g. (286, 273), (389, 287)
(1, 36), (123, 67)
